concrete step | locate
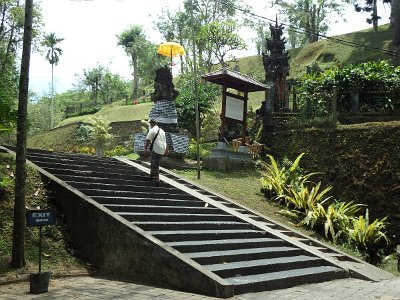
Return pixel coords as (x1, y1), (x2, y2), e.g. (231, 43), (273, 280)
(167, 238), (288, 253)
(119, 212), (239, 222)
(92, 196), (206, 207)
(206, 255), (326, 278)
(132, 221), (252, 231)
(27, 152), (121, 167)
(27, 153), (135, 169)
(66, 181), (186, 195)
(103, 204), (220, 214)
(39, 167), (150, 182)
(79, 189), (197, 200)
(55, 174), (166, 188)
(29, 159), (143, 175)
(227, 266), (345, 294)
(186, 246), (305, 265)
(148, 229), (268, 242)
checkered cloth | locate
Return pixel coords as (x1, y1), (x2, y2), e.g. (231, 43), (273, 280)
(134, 132), (189, 155)
(149, 100), (178, 124)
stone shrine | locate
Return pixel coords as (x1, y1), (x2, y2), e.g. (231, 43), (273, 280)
(134, 66), (189, 156)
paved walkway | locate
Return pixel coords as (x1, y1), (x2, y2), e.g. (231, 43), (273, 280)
(1, 275), (400, 300)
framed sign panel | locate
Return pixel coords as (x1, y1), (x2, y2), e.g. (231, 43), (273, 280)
(225, 94), (245, 122)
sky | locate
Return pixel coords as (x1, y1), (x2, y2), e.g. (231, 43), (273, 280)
(28, 0), (391, 95)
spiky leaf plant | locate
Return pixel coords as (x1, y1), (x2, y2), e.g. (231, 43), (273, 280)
(348, 209), (389, 264)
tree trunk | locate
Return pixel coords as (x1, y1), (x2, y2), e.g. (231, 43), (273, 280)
(11, 0), (33, 268)
(310, 4), (318, 43)
(393, 0), (400, 45)
(373, 0), (378, 32)
(50, 61), (54, 129)
(132, 54), (138, 100)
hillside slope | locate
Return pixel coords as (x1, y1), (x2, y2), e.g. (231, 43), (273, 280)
(234, 23), (399, 81)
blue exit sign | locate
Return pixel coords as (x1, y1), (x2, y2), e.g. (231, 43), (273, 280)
(26, 209), (56, 227)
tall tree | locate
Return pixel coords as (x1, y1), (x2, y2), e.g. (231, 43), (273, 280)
(82, 66), (105, 106)
(354, 0), (391, 31)
(197, 20), (246, 68)
(393, 0), (400, 44)
(0, 0), (25, 135)
(154, 0), (247, 72)
(271, 0), (354, 45)
(12, 0), (33, 268)
(154, 9), (189, 74)
(117, 25), (147, 100)
(42, 32), (64, 128)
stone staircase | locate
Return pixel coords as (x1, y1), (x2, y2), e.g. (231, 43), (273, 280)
(1, 146), (392, 297)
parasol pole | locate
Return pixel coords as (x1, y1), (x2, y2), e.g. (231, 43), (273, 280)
(190, 0), (201, 179)
(170, 48), (173, 71)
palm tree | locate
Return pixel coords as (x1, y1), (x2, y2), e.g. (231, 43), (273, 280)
(117, 25), (147, 100)
(43, 32), (64, 129)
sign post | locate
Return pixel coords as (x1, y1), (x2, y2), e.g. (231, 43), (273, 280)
(26, 209), (56, 294)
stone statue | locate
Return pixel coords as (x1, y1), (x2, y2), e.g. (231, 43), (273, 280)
(151, 66), (179, 102)
(134, 66), (188, 156)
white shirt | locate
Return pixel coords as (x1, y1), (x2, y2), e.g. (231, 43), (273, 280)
(146, 125), (167, 155)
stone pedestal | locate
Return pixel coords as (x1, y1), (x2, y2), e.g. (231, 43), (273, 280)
(203, 142), (254, 171)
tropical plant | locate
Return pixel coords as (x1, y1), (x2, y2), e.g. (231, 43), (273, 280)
(42, 32), (64, 129)
(88, 116), (112, 156)
(320, 200), (362, 242)
(348, 209), (390, 263)
(260, 153), (317, 198)
(279, 182), (333, 229)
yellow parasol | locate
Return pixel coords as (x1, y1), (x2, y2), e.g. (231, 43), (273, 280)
(157, 42), (185, 69)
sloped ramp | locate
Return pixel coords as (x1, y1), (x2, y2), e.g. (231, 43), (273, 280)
(1, 146), (391, 297)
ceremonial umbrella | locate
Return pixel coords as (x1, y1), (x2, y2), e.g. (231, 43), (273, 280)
(157, 42), (185, 69)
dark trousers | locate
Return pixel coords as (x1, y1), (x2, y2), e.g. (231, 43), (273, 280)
(150, 151), (162, 179)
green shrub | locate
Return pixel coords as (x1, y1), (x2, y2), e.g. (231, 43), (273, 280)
(260, 153), (318, 198)
(105, 145), (133, 157)
(75, 123), (94, 145)
(279, 182), (332, 229)
(260, 153), (391, 264)
(320, 200), (362, 242)
(348, 209), (390, 263)
(89, 116), (112, 156)
(187, 139), (214, 160)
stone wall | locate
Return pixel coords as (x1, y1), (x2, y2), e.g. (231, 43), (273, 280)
(109, 120), (143, 147)
(46, 179), (233, 298)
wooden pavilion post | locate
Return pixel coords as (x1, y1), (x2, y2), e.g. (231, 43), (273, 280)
(220, 84), (227, 141)
(241, 91), (248, 145)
